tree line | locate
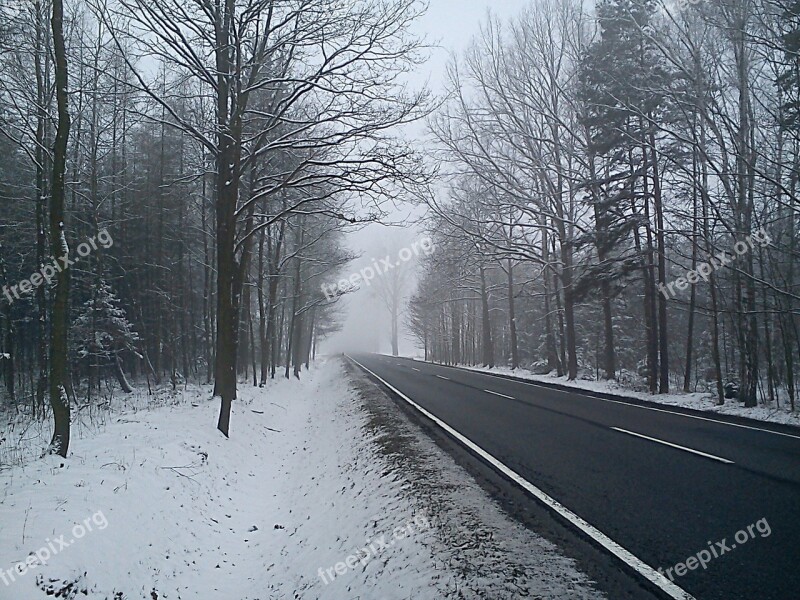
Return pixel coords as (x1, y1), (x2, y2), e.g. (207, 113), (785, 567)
(409, 0), (800, 410)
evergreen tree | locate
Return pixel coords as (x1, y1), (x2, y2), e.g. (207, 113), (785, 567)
(73, 280), (139, 394)
(577, 0), (671, 391)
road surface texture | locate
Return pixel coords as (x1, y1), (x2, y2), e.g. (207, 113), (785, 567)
(348, 353), (800, 600)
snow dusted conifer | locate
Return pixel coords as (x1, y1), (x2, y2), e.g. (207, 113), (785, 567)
(73, 280), (139, 394)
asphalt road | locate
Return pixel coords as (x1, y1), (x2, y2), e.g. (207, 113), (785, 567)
(349, 353), (800, 600)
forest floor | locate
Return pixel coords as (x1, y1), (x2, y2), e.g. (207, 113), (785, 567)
(412, 359), (800, 428)
(0, 358), (604, 600)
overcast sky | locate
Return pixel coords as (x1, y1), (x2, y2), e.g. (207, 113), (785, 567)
(413, 0), (531, 90)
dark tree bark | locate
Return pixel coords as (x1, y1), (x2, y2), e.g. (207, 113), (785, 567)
(650, 132), (669, 394)
(450, 293), (461, 365)
(506, 259), (518, 370)
(0, 248), (14, 403)
(114, 356), (134, 393)
(479, 263), (494, 368)
(683, 125), (701, 393)
(541, 226), (561, 375)
(34, 0), (48, 414)
(213, 0), (242, 436)
(587, 153), (616, 380)
(48, 0), (71, 457)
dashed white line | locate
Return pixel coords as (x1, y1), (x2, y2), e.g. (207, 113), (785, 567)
(435, 375), (450, 381)
(484, 389), (515, 400)
(412, 367), (421, 372)
(347, 355), (694, 600)
(610, 427), (735, 465)
(398, 357), (800, 441)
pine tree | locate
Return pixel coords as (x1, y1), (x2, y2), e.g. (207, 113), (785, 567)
(577, 0), (670, 391)
(72, 280), (139, 394)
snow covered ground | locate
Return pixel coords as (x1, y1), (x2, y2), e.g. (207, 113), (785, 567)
(403, 357), (800, 428)
(0, 358), (605, 600)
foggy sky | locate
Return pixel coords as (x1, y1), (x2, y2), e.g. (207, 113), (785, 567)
(322, 0), (531, 357)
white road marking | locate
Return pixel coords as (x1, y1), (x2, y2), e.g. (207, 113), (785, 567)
(484, 389), (515, 400)
(395, 357), (800, 441)
(435, 375), (450, 381)
(348, 355), (695, 600)
(611, 427), (735, 465)
(412, 367), (420, 372)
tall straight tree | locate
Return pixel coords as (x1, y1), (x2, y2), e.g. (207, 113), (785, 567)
(48, 0), (70, 457)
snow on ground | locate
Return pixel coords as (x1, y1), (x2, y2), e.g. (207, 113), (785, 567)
(403, 356), (800, 428)
(0, 358), (605, 600)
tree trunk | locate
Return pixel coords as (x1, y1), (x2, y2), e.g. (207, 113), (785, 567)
(0, 250), (15, 404)
(479, 264), (494, 368)
(214, 163), (239, 435)
(700, 123), (725, 405)
(450, 292), (461, 365)
(114, 355), (133, 394)
(559, 241), (578, 380)
(257, 215), (267, 385)
(684, 141), (700, 392)
(542, 227), (560, 375)
(213, 0), (243, 436)
(35, 0), (48, 414)
(640, 137), (659, 394)
(506, 259), (518, 369)
(48, 0), (71, 457)
(587, 140), (615, 380)
(650, 132), (669, 393)
(390, 298), (399, 356)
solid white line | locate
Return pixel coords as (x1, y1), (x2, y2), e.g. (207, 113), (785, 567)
(347, 355), (695, 600)
(610, 427), (735, 464)
(400, 358), (800, 441)
(484, 389), (515, 400)
(435, 375), (450, 381)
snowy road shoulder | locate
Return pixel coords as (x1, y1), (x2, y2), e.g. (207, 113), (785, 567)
(0, 358), (605, 599)
(344, 359), (607, 599)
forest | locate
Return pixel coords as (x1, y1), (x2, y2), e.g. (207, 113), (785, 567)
(0, 0), (429, 456)
(1, 0), (799, 461)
